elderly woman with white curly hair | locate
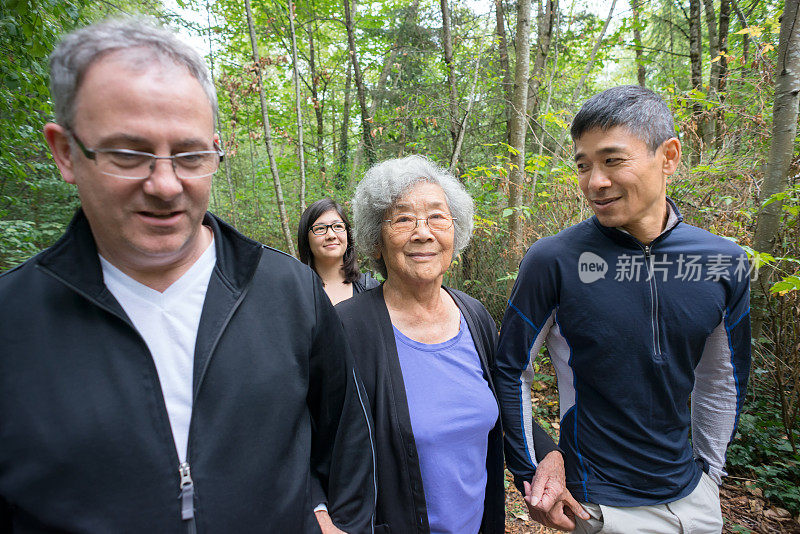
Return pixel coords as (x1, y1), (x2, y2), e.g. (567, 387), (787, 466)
(335, 156), (566, 534)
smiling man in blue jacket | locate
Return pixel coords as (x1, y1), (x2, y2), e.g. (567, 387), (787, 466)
(495, 85), (751, 533)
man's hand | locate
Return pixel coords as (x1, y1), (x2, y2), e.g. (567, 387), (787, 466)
(315, 509), (347, 534)
(524, 450), (590, 531)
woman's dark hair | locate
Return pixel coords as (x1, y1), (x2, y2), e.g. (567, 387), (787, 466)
(297, 198), (360, 283)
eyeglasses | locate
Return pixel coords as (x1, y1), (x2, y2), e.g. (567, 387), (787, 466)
(383, 213), (456, 233)
(310, 222), (347, 236)
(68, 130), (224, 180)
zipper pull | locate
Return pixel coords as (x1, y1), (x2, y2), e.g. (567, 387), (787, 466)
(643, 245), (651, 258)
(178, 462), (195, 521)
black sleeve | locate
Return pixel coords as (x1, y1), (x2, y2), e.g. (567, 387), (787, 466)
(0, 496), (11, 531)
(532, 425), (560, 462)
(307, 277), (375, 533)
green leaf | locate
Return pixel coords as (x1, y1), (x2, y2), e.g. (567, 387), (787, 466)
(769, 275), (800, 295)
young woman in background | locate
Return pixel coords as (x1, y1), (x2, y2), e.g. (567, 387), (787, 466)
(297, 198), (378, 305)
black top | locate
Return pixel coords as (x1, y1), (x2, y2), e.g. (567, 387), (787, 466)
(353, 272), (381, 294)
(336, 285), (559, 534)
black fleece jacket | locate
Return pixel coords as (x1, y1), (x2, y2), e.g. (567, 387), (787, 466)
(0, 210), (375, 533)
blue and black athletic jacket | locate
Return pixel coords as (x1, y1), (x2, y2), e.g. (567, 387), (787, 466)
(495, 199), (751, 507)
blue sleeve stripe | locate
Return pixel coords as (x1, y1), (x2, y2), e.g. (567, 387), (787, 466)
(554, 313), (589, 502)
(724, 309), (744, 442)
(509, 305), (556, 471)
(507, 301), (541, 334)
(726, 306), (750, 331)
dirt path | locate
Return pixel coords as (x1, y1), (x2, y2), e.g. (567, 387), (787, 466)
(503, 471), (800, 533)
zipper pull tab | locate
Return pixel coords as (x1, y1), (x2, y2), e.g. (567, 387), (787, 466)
(178, 462), (195, 521)
(644, 245), (651, 257)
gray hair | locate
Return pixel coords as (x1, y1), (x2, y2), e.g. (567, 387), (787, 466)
(49, 17), (218, 128)
(353, 155), (474, 277)
(570, 85), (675, 152)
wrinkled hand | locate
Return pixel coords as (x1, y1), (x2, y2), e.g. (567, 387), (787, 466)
(524, 451), (590, 531)
(314, 510), (348, 534)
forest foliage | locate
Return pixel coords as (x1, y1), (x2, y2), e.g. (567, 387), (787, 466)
(1, 0), (799, 522)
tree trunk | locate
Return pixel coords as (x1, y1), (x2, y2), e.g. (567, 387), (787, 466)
(507, 0), (532, 270)
(732, 0), (760, 71)
(495, 0), (512, 143)
(528, 0), (556, 154)
(669, 1), (675, 76)
(288, 0), (307, 214)
(343, 0), (376, 166)
(688, 0), (703, 164)
(571, 0), (616, 103)
(206, 0), (238, 227)
(710, 0), (731, 149)
(350, 0), (420, 175)
(702, 0), (719, 150)
(204, 0), (219, 214)
(528, 0), (555, 113)
(531, 6), (560, 207)
(372, 0), (419, 122)
(248, 118), (261, 219)
(718, 0), (731, 88)
(308, 26), (326, 176)
(220, 130), (238, 226)
(440, 0), (459, 150)
(337, 59), (352, 187)
(330, 85), (337, 182)
(731, 0), (751, 154)
(751, 0), (800, 339)
(450, 34), (485, 173)
(632, 0), (646, 86)
(703, 0), (719, 69)
(245, 0), (296, 256)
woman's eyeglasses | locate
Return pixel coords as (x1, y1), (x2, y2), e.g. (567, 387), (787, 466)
(383, 213), (456, 233)
(310, 222), (347, 235)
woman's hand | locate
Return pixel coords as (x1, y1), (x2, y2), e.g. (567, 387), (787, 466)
(314, 509), (348, 534)
(524, 450), (590, 531)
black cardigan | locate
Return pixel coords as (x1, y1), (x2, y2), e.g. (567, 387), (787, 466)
(336, 285), (558, 534)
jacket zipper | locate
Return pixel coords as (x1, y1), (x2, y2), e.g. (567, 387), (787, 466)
(180, 277), (251, 532)
(41, 261), (256, 533)
(58, 273), (198, 531)
(641, 244), (662, 358)
(179, 462), (196, 534)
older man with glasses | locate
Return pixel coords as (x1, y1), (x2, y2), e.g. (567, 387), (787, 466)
(0, 18), (374, 533)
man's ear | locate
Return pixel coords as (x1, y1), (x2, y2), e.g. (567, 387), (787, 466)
(43, 123), (77, 184)
(661, 137), (681, 176)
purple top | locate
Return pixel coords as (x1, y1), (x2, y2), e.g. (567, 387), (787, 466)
(393, 313), (499, 534)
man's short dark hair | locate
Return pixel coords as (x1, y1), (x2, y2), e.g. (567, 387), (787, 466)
(570, 85), (676, 152)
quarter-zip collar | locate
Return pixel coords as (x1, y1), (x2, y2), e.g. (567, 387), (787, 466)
(589, 197), (684, 362)
(591, 197), (684, 249)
